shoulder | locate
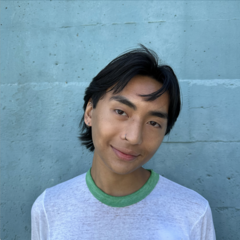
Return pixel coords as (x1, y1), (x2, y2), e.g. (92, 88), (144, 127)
(159, 175), (207, 202)
(33, 172), (88, 212)
(153, 174), (216, 238)
(153, 174), (209, 220)
(45, 172), (87, 200)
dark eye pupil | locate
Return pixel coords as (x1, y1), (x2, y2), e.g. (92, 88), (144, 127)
(118, 110), (123, 114)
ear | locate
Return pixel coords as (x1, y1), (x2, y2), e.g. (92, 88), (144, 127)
(84, 100), (93, 127)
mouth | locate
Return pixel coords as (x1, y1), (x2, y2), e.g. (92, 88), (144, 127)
(111, 146), (140, 161)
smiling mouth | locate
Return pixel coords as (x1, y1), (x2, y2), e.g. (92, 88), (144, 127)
(111, 146), (139, 161)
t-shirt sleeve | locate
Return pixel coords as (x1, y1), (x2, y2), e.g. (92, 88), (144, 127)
(31, 190), (49, 240)
(190, 202), (216, 240)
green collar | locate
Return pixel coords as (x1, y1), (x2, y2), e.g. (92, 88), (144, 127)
(86, 168), (159, 208)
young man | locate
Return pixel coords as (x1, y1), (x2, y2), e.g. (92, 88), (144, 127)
(31, 45), (216, 239)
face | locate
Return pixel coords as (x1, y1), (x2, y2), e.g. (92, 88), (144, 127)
(85, 75), (169, 175)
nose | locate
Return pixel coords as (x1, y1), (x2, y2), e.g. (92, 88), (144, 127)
(124, 119), (143, 145)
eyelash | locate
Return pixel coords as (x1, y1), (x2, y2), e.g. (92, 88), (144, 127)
(114, 109), (127, 116)
(148, 121), (161, 128)
(114, 109), (161, 128)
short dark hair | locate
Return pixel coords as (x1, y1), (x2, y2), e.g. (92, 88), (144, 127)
(79, 45), (181, 152)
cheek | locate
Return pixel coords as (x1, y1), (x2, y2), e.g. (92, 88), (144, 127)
(91, 110), (118, 148)
(143, 132), (165, 156)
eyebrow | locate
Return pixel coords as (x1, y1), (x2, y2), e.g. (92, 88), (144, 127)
(110, 95), (137, 110)
(109, 95), (168, 119)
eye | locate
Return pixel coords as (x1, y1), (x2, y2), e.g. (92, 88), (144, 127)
(115, 109), (127, 116)
(149, 121), (161, 128)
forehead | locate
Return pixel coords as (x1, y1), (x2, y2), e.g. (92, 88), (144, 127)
(105, 75), (169, 111)
(119, 75), (163, 96)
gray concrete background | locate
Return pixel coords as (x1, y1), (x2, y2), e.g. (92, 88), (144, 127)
(1, 1), (240, 239)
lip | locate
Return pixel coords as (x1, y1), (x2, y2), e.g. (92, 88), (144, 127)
(111, 146), (140, 161)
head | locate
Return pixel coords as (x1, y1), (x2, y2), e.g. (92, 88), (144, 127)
(79, 45), (181, 150)
(79, 45), (181, 174)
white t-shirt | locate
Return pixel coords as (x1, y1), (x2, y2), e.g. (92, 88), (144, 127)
(31, 169), (216, 240)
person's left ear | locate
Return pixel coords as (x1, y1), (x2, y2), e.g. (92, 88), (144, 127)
(84, 101), (93, 127)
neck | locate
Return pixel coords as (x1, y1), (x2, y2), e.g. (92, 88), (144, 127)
(90, 154), (151, 197)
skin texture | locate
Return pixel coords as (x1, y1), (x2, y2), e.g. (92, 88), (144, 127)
(84, 75), (169, 197)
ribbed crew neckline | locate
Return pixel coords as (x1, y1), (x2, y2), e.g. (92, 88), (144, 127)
(86, 168), (159, 207)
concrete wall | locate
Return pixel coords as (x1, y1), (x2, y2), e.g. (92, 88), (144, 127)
(1, 1), (240, 239)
